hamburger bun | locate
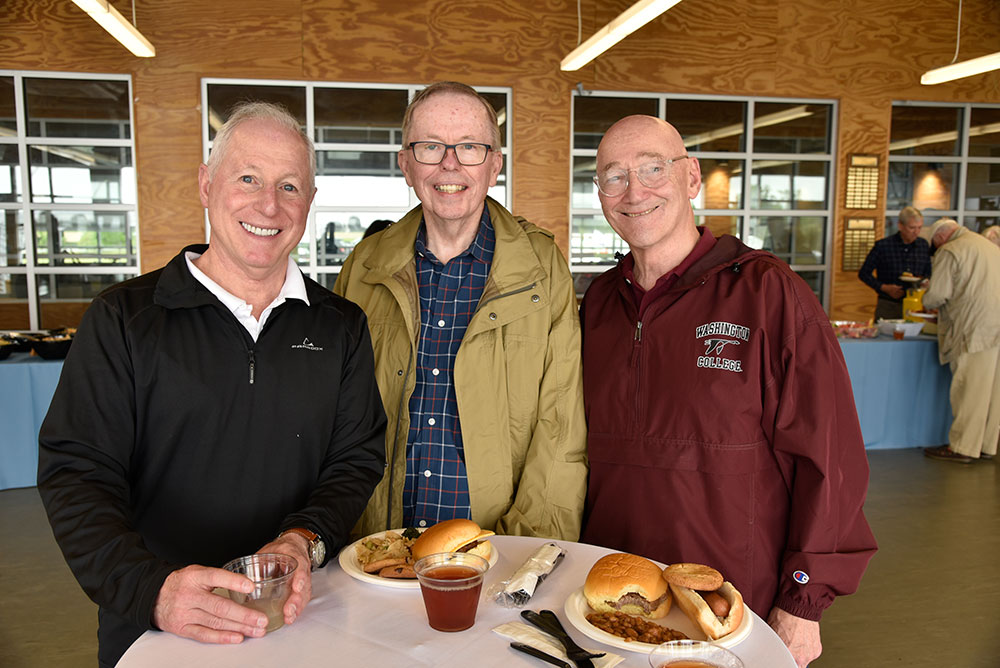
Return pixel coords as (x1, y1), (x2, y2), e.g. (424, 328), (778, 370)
(411, 518), (495, 561)
(584, 553), (672, 619)
(661, 562), (724, 591)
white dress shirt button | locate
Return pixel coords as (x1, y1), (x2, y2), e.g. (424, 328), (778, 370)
(428, 417), (436, 426)
(437, 319), (446, 327)
(432, 368), (440, 376)
(423, 470), (432, 478)
(419, 519), (427, 527)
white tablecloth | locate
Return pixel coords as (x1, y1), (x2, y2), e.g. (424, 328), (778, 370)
(118, 536), (795, 668)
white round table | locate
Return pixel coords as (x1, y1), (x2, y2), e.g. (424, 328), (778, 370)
(117, 536), (796, 667)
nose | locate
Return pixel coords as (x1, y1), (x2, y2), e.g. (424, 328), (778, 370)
(439, 146), (462, 169)
(256, 186), (279, 216)
(621, 170), (647, 200)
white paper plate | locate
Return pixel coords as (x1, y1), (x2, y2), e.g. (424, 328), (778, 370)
(563, 587), (752, 653)
(337, 529), (498, 589)
(898, 275), (923, 283)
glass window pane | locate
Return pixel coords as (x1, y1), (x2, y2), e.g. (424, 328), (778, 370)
(314, 88), (407, 145)
(24, 78), (130, 139)
(33, 211), (138, 266)
(887, 161), (958, 211)
(314, 211), (401, 266)
(694, 158), (743, 209)
(206, 84), (306, 140)
(1, 143), (22, 202)
(695, 215), (739, 238)
(667, 99), (746, 152)
(750, 215), (826, 265)
(750, 160), (828, 209)
(0, 76), (14, 132)
(574, 96), (658, 149)
(2, 209), (25, 266)
(570, 214), (627, 266)
(572, 156), (600, 209)
(889, 105), (961, 156)
(0, 273), (30, 329)
(478, 92), (509, 148)
(37, 273), (131, 328)
(964, 162), (1000, 214)
(28, 146), (135, 204)
(314, 150), (409, 208)
(968, 107), (1000, 158)
(753, 103), (832, 154)
(963, 215), (1000, 232)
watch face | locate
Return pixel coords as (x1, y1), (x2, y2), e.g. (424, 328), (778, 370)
(312, 539), (326, 567)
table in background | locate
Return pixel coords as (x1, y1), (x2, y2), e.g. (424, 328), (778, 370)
(838, 335), (952, 449)
(0, 353), (63, 490)
(119, 535), (795, 668)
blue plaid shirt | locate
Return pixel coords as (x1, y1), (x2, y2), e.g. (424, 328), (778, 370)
(858, 232), (932, 302)
(403, 206), (495, 528)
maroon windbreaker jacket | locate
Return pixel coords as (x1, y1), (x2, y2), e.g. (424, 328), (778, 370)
(580, 234), (877, 621)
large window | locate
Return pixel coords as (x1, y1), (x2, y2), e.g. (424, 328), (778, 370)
(203, 80), (512, 290)
(571, 92), (836, 307)
(0, 71), (137, 330)
(888, 102), (1000, 231)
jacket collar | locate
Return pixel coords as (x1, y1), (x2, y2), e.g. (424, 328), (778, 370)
(360, 196), (547, 291)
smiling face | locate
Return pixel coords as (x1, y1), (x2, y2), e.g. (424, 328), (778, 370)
(398, 91), (503, 232)
(198, 118), (315, 285)
(596, 115), (702, 255)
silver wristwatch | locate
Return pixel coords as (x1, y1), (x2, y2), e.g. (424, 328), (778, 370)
(280, 528), (326, 569)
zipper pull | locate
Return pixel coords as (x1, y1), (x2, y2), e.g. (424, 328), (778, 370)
(634, 320), (643, 342)
(248, 349), (255, 385)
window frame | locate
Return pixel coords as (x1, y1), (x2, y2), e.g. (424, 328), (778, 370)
(570, 90), (838, 309)
(0, 69), (138, 331)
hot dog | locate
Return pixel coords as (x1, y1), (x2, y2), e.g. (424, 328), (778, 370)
(661, 563), (745, 640)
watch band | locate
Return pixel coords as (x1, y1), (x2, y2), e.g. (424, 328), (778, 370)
(280, 528), (325, 569)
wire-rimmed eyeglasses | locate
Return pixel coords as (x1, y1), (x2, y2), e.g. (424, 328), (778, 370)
(407, 141), (494, 166)
(593, 155), (689, 197)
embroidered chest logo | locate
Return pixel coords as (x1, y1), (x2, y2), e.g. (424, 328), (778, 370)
(695, 321), (749, 373)
(291, 337), (323, 352)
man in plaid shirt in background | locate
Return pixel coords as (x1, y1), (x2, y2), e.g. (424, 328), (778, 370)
(336, 82), (587, 541)
(857, 205), (932, 320)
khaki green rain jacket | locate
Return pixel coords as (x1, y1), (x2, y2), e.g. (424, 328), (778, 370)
(335, 197), (587, 540)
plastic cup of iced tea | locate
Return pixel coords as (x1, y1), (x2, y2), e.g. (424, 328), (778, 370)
(648, 640), (745, 668)
(222, 553), (297, 633)
(413, 552), (489, 632)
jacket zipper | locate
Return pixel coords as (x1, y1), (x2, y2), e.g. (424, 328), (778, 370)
(248, 349), (255, 385)
(478, 282), (537, 309)
(631, 320), (642, 425)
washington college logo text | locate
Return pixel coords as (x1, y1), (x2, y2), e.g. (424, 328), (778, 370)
(695, 321), (748, 373)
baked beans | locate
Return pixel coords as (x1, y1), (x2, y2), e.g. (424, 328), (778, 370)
(585, 611), (689, 644)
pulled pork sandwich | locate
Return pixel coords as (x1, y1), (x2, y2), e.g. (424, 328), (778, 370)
(584, 553), (672, 619)
(410, 518), (495, 561)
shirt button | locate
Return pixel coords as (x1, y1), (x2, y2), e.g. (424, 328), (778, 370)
(432, 368), (440, 376)
(438, 319), (446, 327)
(531, 294), (540, 303)
(419, 520), (427, 527)
(397, 369), (403, 376)
(423, 470), (432, 478)
(489, 312), (497, 320)
(428, 417), (436, 426)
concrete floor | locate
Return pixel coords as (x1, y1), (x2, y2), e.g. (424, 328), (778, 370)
(1, 448), (997, 667)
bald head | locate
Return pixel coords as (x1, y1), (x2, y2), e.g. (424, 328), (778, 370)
(929, 219), (960, 247)
(597, 115), (686, 171)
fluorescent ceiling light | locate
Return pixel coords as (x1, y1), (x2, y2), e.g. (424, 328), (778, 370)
(71, 0), (155, 58)
(561, 0), (683, 71)
(921, 51), (1000, 85)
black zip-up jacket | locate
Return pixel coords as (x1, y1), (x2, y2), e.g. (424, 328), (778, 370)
(37, 245), (386, 667)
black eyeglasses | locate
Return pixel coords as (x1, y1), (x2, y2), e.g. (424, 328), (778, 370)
(408, 141), (493, 166)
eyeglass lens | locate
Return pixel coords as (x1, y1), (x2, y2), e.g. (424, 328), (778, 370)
(411, 141), (489, 166)
(595, 158), (686, 196)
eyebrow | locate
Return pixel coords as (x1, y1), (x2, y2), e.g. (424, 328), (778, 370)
(601, 151), (667, 171)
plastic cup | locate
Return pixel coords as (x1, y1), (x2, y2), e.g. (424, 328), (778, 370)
(648, 640), (745, 668)
(222, 553), (298, 633)
(413, 552), (489, 632)
(893, 325), (905, 340)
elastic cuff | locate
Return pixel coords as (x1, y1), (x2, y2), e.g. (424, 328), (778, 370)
(773, 595), (824, 622)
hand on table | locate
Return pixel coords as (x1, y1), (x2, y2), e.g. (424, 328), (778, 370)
(256, 532), (314, 627)
(767, 607), (821, 667)
(881, 284), (905, 300)
(152, 564), (268, 644)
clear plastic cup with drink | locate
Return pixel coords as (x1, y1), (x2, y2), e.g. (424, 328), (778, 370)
(414, 552), (489, 632)
(222, 553), (298, 633)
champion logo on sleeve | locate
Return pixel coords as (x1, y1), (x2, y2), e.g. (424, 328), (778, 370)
(793, 570), (810, 584)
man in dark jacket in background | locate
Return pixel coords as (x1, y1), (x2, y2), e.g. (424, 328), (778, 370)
(857, 205), (932, 320)
(579, 115), (876, 668)
(37, 102), (386, 667)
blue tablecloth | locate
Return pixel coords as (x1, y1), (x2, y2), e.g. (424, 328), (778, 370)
(0, 353), (63, 490)
(838, 336), (952, 449)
